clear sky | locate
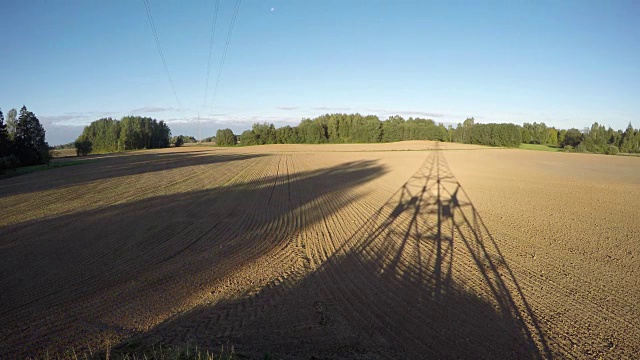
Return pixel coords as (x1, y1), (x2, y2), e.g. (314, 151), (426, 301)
(1, 0), (638, 145)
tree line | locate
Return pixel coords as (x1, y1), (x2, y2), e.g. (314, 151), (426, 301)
(218, 114), (453, 146)
(517, 121), (640, 154)
(218, 114), (520, 147)
(75, 116), (171, 155)
(170, 135), (198, 147)
(7, 108), (632, 164)
(211, 113), (640, 154)
(0, 106), (50, 172)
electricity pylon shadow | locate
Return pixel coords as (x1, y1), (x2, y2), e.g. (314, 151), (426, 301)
(319, 143), (551, 358)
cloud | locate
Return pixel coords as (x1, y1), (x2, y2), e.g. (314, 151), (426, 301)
(273, 106), (457, 120)
(61, 110), (118, 118)
(39, 111), (121, 127)
(41, 124), (86, 146)
(310, 106), (352, 112)
(405, 111), (447, 118)
(164, 115), (227, 124)
(39, 115), (86, 124)
(365, 108), (448, 118)
(130, 106), (177, 113)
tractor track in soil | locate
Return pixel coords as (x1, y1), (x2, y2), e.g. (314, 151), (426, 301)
(1, 142), (639, 359)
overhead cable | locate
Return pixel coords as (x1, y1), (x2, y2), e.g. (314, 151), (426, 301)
(143, 0), (181, 107)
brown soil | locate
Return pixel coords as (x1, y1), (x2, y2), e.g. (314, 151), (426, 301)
(1, 142), (638, 359)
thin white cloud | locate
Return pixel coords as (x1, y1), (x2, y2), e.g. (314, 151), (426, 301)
(365, 108), (449, 118)
(311, 106), (352, 112)
(130, 106), (178, 113)
(39, 115), (86, 124)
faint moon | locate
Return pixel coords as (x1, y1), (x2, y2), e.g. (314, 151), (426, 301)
(271, 7), (275, 12)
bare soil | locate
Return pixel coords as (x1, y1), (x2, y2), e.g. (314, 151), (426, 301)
(1, 141), (638, 359)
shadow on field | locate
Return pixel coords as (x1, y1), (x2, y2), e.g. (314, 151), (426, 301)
(0, 157), (386, 358)
(115, 148), (551, 359)
(0, 149), (257, 196)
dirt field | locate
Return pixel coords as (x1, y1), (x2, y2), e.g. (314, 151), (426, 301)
(1, 141), (639, 359)
(50, 148), (78, 158)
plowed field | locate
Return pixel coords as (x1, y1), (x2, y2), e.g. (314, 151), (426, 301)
(1, 141), (639, 359)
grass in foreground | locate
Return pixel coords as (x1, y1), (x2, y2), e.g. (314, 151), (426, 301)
(1, 160), (96, 179)
(518, 143), (561, 152)
(45, 343), (242, 360)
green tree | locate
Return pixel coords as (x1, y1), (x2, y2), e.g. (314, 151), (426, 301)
(275, 126), (299, 144)
(521, 128), (532, 144)
(74, 136), (93, 156)
(381, 116), (405, 142)
(298, 119), (327, 144)
(174, 136), (184, 147)
(79, 116), (170, 153)
(562, 128), (583, 148)
(0, 109), (11, 157)
(216, 128), (236, 146)
(14, 106), (49, 165)
(547, 128), (558, 146)
(239, 130), (258, 145)
(0, 154), (19, 173)
(462, 117), (475, 143)
(6, 108), (17, 140)
(558, 129), (567, 145)
(620, 123), (639, 153)
(252, 123), (277, 144)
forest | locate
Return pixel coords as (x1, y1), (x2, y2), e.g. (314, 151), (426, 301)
(0, 106), (50, 172)
(214, 113), (640, 155)
(6, 108), (637, 164)
(75, 116), (171, 155)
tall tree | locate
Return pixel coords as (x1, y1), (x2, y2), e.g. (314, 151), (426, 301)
(239, 130), (258, 145)
(6, 108), (17, 140)
(216, 128), (236, 146)
(0, 109), (11, 157)
(78, 116), (169, 153)
(547, 128), (558, 146)
(252, 122), (277, 144)
(461, 117), (475, 143)
(521, 128), (532, 144)
(562, 128), (583, 148)
(14, 106), (48, 165)
(620, 123), (639, 153)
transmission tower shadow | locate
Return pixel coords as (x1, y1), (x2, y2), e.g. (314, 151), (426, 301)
(311, 143), (552, 358)
(109, 145), (553, 359)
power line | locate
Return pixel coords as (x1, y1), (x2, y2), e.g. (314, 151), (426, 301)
(210, 0), (241, 109)
(203, 0), (220, 107)
(143, 0), (181, 107)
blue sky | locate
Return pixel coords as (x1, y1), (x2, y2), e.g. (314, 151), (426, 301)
(0, 0), (638, 145)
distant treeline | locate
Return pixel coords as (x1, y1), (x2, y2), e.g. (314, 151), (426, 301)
(71, 113), (640, 157)
(0, 106), (50, 172)
(75, 116), (171, 155)
(212, 113), (640, 155)
(217, 114), (522, 148)
(224, 114), (453, 146)
(520, 121), (640, 154)
(52, 142), (75, 150)
(170, 135), (198, 147)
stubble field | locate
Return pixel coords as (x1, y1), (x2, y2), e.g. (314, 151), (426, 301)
(1, 141), (639, 359)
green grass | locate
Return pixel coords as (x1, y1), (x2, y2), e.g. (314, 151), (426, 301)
(47, 342), (239, 360)
(518, 143), (561, 152)
(1, 160), (96, 179)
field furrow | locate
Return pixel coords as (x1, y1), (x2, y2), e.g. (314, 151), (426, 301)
(1, 143), (639, 359)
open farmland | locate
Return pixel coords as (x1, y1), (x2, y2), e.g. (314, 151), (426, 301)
(1, 141), (639, 359)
